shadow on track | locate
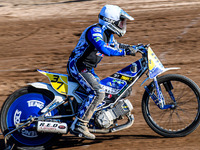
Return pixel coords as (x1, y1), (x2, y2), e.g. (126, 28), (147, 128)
(51, 134), (162, 149)
(0, 134), (162, 149)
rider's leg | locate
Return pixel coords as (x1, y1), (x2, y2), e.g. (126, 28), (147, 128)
(70, 72), (105, 139)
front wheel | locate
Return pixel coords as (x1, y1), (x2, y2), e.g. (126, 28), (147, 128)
(0, 86), (63, 149)
(142, 74), (200, 137)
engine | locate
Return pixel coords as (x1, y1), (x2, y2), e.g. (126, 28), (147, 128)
(95, 99), (133, 128)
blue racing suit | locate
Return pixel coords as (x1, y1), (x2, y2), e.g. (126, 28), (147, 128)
(67, 23), (128, 121)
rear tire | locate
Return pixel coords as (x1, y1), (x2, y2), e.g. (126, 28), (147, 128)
(0, 86), (63, 149)
(142, 74), (200, 137)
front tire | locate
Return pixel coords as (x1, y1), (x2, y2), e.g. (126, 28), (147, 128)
(0, 86), (62, 149)
(142, 74), (200, 137)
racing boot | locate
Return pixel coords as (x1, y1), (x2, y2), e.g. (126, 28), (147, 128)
(70, 117), (95, 139)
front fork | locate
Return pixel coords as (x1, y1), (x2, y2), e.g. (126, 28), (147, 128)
(145, 77), (175, 109)
(153, 77), (166, 109)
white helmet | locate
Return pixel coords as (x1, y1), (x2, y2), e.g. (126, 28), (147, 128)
(99, 5), (134, 37)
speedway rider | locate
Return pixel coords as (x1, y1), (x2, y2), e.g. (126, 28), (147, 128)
(67, 4), (136, 139)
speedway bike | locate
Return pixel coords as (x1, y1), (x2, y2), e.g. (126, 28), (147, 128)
(1, 44), (200, 149)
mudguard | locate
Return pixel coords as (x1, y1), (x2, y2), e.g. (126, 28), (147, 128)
(28, 82), (67, 113)
(28, 82), (66, 102)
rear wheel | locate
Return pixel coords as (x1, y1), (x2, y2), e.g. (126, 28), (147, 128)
(142, 74), (200, 137)
(0, 86), (63, 149)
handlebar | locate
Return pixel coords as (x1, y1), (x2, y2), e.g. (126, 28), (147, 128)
(135, 44), (150, 54)
(137, 49), (144, 54)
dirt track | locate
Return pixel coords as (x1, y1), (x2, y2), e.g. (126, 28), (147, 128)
(0, 0), (200, 149)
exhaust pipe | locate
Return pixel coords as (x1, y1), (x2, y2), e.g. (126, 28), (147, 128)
(89, 114), (134, 133)
(37, 121), (68, 134)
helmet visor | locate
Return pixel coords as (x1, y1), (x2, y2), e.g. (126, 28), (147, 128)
(115, 18), (127, 30)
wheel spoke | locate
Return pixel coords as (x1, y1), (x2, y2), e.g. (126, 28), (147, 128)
(143, 74), (200, 137)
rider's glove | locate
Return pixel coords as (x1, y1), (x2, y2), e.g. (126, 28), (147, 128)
(125, 46), (137, 56)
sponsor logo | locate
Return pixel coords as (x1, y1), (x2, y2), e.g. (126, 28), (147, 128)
(27, 100), (44, 109)
(121, 76), (133, 81)
(93, 27), (101, 32)
(108, 94), (112, 98)
(39, 122), (60, 130)
(102, 16), (115, 24)
(102, 85), (120, 94)
(58, 125), (66, 129)
(94, 37), (102, 42)
(122, 104), (129, 111)
(21, 128), (38, 138)
(14, 109), (22, 125)
(92, 33), (103, 38)
(112, 79), (125, 85)
(39, 122), (59, 127)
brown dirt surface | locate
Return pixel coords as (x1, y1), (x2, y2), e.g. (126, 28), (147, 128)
(0, 0), (200, 149)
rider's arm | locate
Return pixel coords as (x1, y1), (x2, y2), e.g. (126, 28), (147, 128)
(87, 26), (125, 56)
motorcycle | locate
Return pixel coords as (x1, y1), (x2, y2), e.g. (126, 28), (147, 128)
(1, 44), (200, 149)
